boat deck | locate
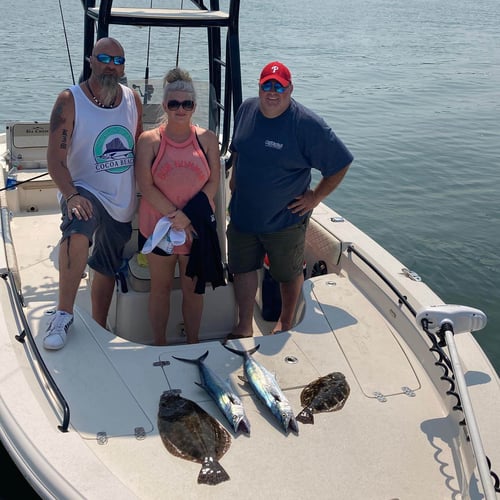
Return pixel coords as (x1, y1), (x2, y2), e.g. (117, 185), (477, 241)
(5, 207), (474, 499)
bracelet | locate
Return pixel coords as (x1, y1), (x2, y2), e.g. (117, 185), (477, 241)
(65, 192), (79, 203)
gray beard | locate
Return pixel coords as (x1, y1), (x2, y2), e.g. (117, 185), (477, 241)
(96, 74), (120, 107)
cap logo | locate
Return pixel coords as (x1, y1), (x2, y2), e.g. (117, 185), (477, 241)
(271, 65), (280, 73)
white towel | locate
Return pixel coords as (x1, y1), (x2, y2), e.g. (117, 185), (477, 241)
(141, 216), (186, 255)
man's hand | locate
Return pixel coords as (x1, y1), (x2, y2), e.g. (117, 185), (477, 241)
(287, 189), (318, 216)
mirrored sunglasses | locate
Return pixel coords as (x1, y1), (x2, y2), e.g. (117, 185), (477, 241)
(95, 53), (126, 65)
(260, 81), (289, 93)
(167, 100), (195, 111)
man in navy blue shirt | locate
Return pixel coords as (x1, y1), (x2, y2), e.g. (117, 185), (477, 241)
(227, 61), (353, 339)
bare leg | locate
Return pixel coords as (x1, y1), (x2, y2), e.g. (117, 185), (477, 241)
(58, 234), (90, 315)
(178, 256), (203, 344)
(147, 253), (177, 345)
(231, 270), (258, 337)
(91, 271), (116, 328)
(273, 273), (304, 333)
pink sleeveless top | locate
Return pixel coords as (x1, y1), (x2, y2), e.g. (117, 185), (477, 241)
(138, 124), (211, 254)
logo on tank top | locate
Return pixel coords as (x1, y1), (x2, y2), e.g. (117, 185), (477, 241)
(93, 125), (134, 173)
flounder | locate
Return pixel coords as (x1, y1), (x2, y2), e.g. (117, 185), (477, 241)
(158, 390), (231, 485)
(296, 372), (350, 424)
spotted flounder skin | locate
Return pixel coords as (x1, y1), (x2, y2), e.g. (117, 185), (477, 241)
(296, 372), (350, 424)
(158, 390), (231, 485)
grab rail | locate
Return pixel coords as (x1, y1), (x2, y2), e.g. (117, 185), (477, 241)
(1, 206), (70, 432)
(3, 270), (71, 432)
(346, 244), (417, 317)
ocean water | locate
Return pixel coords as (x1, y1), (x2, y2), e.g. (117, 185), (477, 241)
(0, 0), (499, 496)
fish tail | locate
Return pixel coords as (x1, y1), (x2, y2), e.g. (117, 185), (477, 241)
(172, 350), (210, 364)
(296, 407), (314, 425)
(198, 456), (230, 485)
(223, 344), (260, 357)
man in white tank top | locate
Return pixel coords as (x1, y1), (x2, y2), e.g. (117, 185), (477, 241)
(44, 37), (143, 350)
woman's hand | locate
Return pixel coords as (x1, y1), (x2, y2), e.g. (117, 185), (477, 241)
(168, 209), (191, 231)
(169, 210), (197, 244)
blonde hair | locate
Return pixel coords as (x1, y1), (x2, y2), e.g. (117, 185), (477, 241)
(163, 68), (196, 101)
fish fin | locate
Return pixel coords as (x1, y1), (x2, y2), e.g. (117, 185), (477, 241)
(226, 390), (241, 405)
(237, 374), (248, 384)
(172, 350), (209, 364)
(296, 407), (314, 424)
(194, 381), (209, 392)
(223, 344), (260, 357)
(198, 457), (230, 485)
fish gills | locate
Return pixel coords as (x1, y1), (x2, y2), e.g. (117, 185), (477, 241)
(158, 390), (231, 485)
(297, 372), (350, 424)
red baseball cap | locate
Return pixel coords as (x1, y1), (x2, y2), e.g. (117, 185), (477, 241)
(259, 61), (292, 86)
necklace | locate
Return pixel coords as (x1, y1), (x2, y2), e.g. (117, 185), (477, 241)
(85, 80), (116, 109)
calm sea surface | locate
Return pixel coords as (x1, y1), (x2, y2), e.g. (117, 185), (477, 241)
(1, 0), (499, 495)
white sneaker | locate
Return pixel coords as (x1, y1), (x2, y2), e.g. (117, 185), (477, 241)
(43, 311), (74, 350)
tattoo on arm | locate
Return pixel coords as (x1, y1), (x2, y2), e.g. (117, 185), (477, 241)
(50, 102), (65, 132)
(60, 128), (68, 150)
(49, 101), (70, 150)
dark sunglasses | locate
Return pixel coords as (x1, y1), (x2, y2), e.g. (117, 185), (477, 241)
(95, 53), (126, 65)
(167, 100), (195, 111)
(260, 81), (289, 93)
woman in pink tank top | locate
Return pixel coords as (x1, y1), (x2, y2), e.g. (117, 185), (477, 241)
(135, 68), (220, 345)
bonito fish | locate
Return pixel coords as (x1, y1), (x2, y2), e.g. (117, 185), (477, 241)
(157, 390), (231, 485)
(172, 351), (251, 435)
(224, 344), (298, 434)
(296, 372), (350, 424)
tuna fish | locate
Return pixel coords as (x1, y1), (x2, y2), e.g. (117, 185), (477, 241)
(296, 372), (350, 424)
(172, 351), (251, 435)
(157, 390), (231, 485)
(223, 344), (298, 435)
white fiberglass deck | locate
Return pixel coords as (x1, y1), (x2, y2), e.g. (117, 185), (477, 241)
(4, 207), (471, 499)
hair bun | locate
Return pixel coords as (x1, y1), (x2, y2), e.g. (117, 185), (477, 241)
(164, 67), (192, 84)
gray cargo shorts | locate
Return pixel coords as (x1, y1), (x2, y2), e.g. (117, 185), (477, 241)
(59, 187), (132, 276)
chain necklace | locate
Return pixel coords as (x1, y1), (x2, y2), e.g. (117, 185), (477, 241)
(85, 80), (116, 109)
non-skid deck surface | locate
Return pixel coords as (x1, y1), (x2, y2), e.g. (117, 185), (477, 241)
(10, 210), (460, 499)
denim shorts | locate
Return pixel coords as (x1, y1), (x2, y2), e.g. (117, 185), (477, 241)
(59, 187), (132, 276)
(227, 218), (308, 282)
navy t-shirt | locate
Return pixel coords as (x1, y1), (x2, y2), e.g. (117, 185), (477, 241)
(229, 98), (353, 233)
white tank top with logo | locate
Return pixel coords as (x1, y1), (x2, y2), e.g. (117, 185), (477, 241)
(67, 83), (138, 222)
